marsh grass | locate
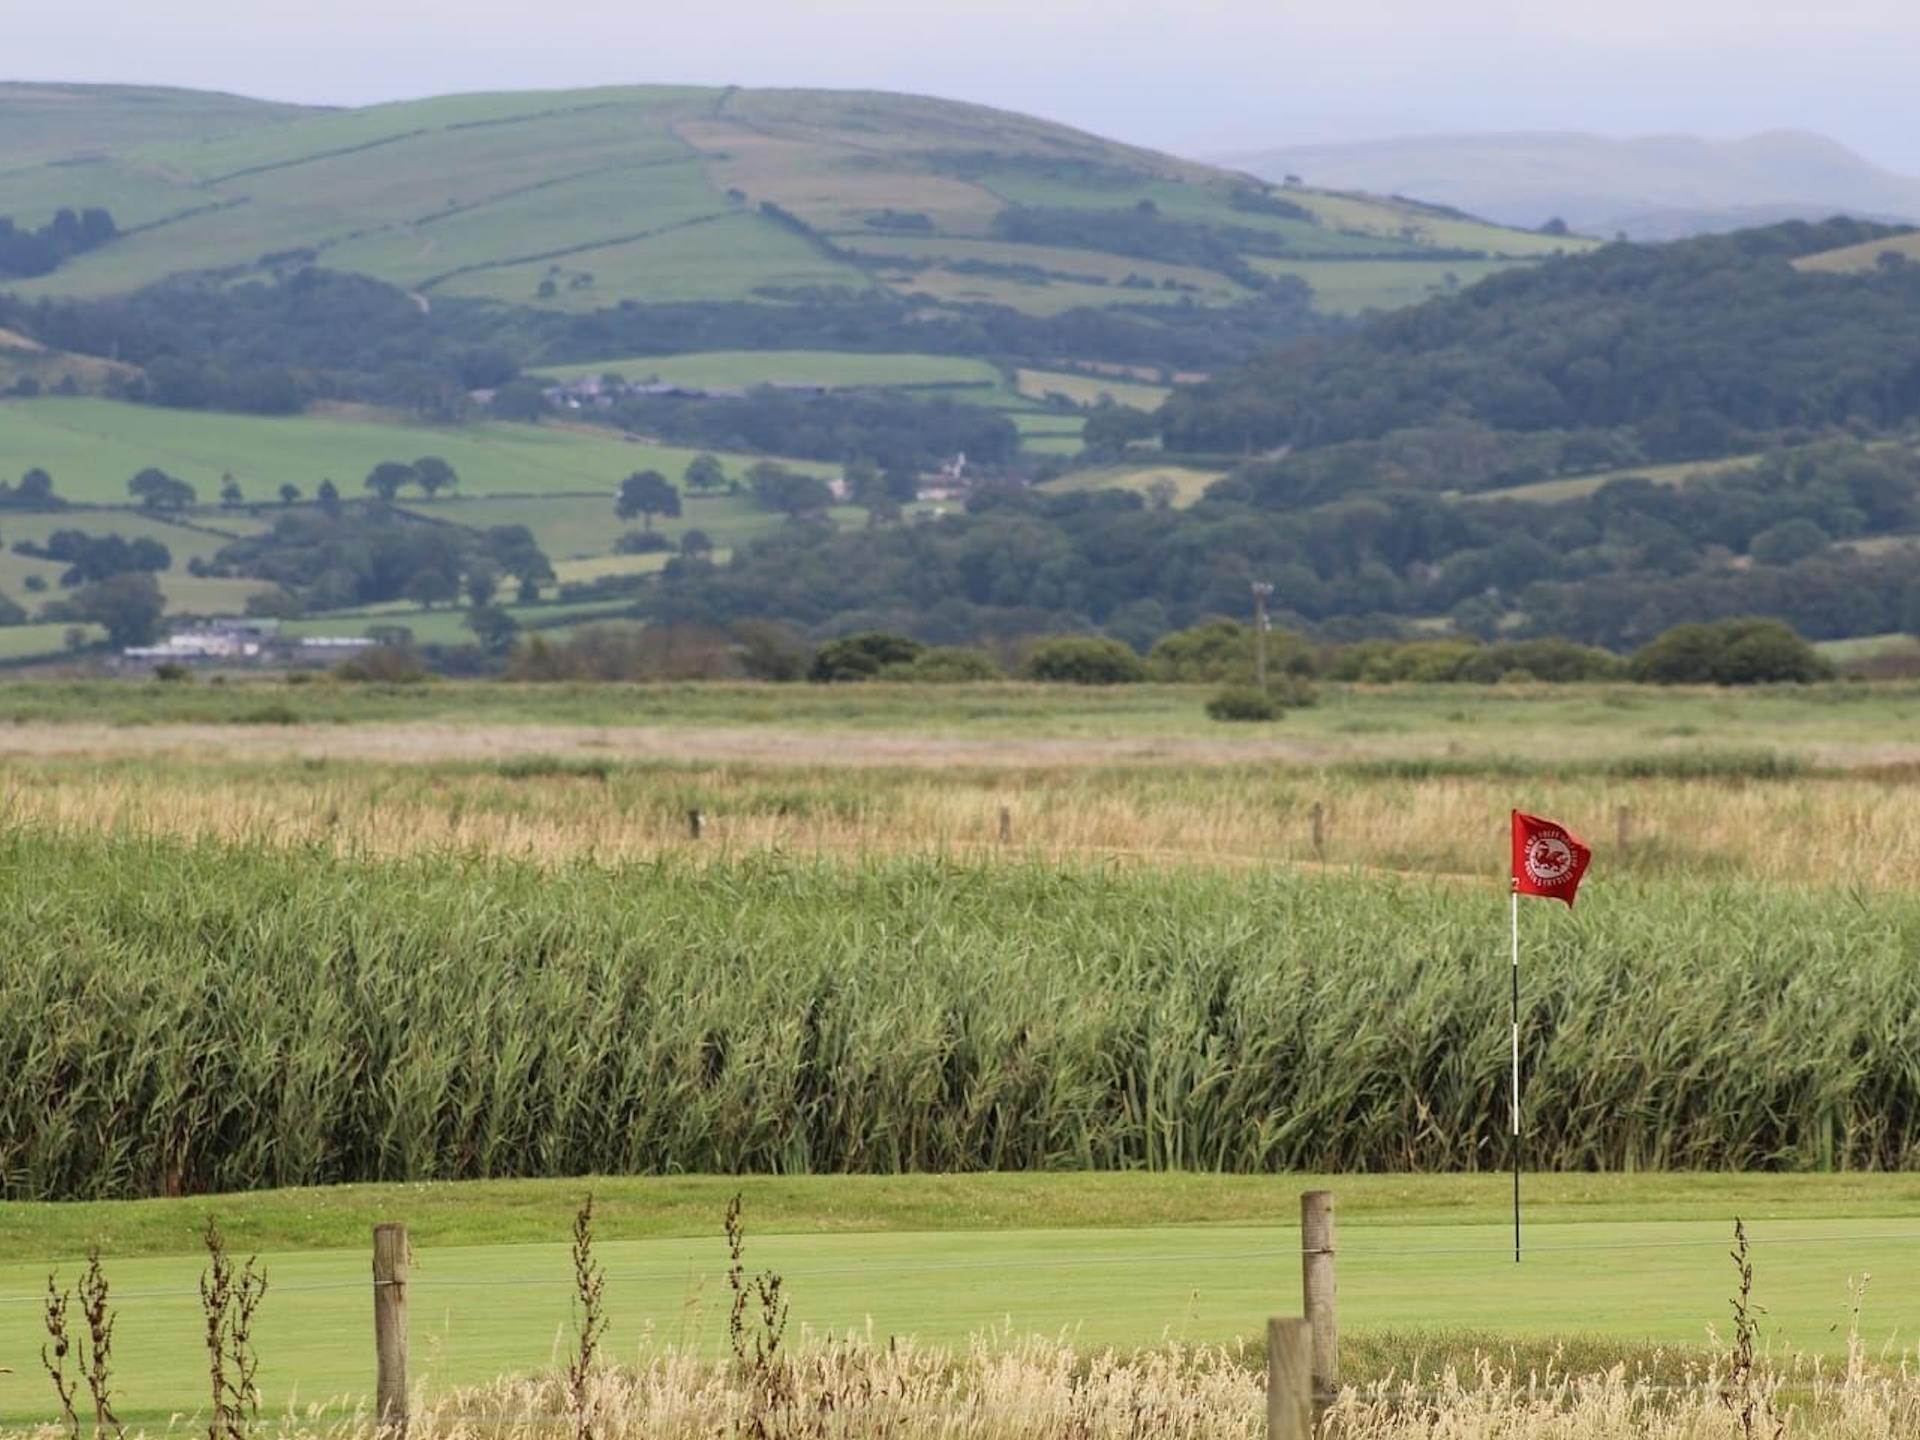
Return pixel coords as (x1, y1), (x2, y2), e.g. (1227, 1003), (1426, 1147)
(6, 828), (1920, 1198)
(3, 754), (1918, 887)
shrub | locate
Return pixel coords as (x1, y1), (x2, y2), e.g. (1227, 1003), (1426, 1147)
(613, 530), (675, 555)
(334, 645), (429, 684)
(1631, 619), (1832, 685)
(1148, 618), (1315, 683)
(1024, 636), (1146, 685)
(810, 632), (924, 683)
(1205, 686), (1279, 722)
(732, 620), (812, 682)
(885, 647), (1001, 683)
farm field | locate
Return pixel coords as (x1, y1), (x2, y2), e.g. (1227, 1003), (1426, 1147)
(1042, 461), (1222, 506)
(1, 1174), (1916, 1423)
(1246, 256), (1519, 313)
(532, 349), (1003, 391)
(1015, 367), (1171, 409)
(0, 396), (825, 504)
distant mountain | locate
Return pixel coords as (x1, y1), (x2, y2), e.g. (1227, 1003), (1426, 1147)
(1216, 131), (1920, 240)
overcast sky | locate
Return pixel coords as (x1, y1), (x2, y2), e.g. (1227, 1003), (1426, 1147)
(12, 0), (1920, 170)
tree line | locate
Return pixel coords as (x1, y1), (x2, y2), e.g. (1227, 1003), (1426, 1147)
(1159, 219), (1920, 465)
(639, 439), (1920, 650)
(0, 208), (116, 279)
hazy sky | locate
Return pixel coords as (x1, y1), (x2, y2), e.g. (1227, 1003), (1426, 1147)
(12, 0), (1920, 169)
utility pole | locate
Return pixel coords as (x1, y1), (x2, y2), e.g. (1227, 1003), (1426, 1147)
(1251, 582), (1274, 694)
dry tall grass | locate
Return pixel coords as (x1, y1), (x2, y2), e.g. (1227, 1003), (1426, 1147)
(5, 755), (1919, 887)
(223, 1337), (1920, 1439)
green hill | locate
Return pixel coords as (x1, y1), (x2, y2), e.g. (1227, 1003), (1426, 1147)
(0, 83), (1579, 318)
(0, 83), (316, 165)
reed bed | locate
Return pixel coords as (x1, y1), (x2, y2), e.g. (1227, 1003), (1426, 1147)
(155, 1337), (1920, 1440)
(5, 828), (1920, 1199)
(3, 754), (1919, 886)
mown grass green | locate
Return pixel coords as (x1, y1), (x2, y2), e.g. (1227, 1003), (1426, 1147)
(0, 1176), (1915, 1421)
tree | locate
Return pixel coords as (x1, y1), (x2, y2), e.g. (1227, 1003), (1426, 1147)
(1025, 636), (1147, 685)
(684, 454), (727, 494)
(18, 468), (54, 506)
(219, 474), (244, 509)
(466, 561), (501, 609)
(316, 478), (340, 514)
(733, 619), (812, 681)
(405, 566), (460, 610)
(72, 572), (165, 648)
(809, 632), (923, 682)
(844, 457), (884, 508)
(413, 456), (459, 498)
(465, 603), (520, 655)
(680, 529), (715, 561)
(127, 467), (196, 511)
(1750, 519), (1830, 566)
(1630, 618), (1831, 685)
(747, 463), (833, 521)
(1082, 404), (1157, 459)
(364, 462), (415, 503)
(490, 380), (549, 423)
(278, 483), (301, 506)
(616, 470), (682, 530)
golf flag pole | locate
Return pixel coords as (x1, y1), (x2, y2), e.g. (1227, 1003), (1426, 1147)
(1511, 876), (1521, 1264)
(1508, 810), (1593, 1267)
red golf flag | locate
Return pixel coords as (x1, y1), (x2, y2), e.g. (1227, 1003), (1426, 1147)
(1511, 811), (1592, 906)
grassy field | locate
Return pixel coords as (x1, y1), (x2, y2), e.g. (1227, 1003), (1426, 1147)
(1016, 368), (1170, 410)
(0, 1174), (1914, 1422)
(6, 742), (1919, 886)
(1041, 462), (1223, 506)
(532, 350), (1003, 391)
(0, 678), (1914, 751)
(1795, 228), (1920, 273)
(0, 396), (820, 504)
(1463, 452), (1763, 504)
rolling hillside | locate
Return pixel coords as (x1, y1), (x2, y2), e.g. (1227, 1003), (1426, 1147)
(0, 83), (1579, 318)
(1220, 130), (1920, 240)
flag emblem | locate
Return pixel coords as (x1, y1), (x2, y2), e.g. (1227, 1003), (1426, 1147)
(1522, 834), (1576, 886)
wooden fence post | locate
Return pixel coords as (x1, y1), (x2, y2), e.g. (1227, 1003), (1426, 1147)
(1301, 1191), (1338, 1423)
(688, 809), (705, 841)
(1309, 802), (1326, 861)
(1266, 1317), (1312, 1440)
(998, 806), (1013, 845)
(373, 1223), (409, 1432)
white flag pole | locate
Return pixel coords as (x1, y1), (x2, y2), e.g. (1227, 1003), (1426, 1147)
(1510, 877), (1521, 1264)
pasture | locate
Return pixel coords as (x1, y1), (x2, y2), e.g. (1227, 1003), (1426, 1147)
(0, 396), (825, 504)
(531, 349), (1003, 391)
